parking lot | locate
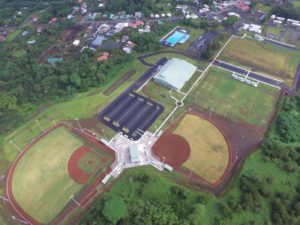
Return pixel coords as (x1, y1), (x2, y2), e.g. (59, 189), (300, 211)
(100, 92), (164, 140)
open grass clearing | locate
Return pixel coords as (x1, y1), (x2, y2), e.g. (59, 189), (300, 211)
(186, 67), (279, 126)
(219, 37), (300, 85)
(12, 127), (83, 224)
(174, 114), (229, 183)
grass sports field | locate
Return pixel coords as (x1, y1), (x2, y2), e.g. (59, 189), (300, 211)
(220, 37), (300, 85)
(12, 127), (91, 224)
(187, 67), (279, 126)
(174, 114), (229, 184)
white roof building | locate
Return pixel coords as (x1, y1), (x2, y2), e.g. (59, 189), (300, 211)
(153, 58), (197, 90)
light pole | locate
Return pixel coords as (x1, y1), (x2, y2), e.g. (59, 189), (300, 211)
(70, 195), (82, 208)
(74, 118), (83, 132)
(9, 140), (21, 153)
(208, 107), (214, 121)
(12, 216), (28, 224)
(195, 91), (200, 103)
(0, 196), (8, 203)
(101, 129), (107, 140)
(35, 119), (45, 132)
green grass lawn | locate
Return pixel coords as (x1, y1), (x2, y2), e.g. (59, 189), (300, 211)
(12, 127), (84, 224)
(255, 3), (272, 13)
(140, 81), (178, 132)
(220, 37), (300, 86)
(263, 26), (282, 36)
(186, 67), (279, 126)
(292, 0), (300, 7)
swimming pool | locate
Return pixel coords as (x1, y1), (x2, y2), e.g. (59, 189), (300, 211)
(163, 31), (190, 46)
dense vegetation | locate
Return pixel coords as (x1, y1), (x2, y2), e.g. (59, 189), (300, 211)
(81, 95), (300, 225)
(0, 0), (74, 26)
(271, 2), (300, 20)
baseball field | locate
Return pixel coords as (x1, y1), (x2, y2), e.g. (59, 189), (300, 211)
(174, 114), (229, 184)
(10, 126), (111, 224)
(187, 67), (279, 126)
(219, 37), (300, 85)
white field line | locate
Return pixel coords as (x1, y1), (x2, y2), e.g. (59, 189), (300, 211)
(181, 35), (234, 102)
(216, 59), (284, 82)
(160, 26), (178, 42)
(154, 105), (178, 135)
(212, 65), (281, 89)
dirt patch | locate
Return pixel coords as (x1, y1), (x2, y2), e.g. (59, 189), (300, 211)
(79, 115), (99, 130)
(68, 145), (104, 184)
(152, 132), (191, 169)
(103, 69), (136, 96)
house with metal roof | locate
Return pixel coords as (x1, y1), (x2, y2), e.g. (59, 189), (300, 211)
(153, 58), (197, 90)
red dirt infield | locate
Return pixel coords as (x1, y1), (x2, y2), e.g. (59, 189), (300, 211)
(5, 122), (116, 225)
(68, 145), (105, 184)
(152, 132), (191, 169)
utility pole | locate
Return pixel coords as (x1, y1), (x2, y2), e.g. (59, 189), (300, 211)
(9, 140), (21, 153)
(35, 120), (45, 132)
(12, 216), (28, 224)
(208, 107), (214, 121)
(74, 118), (83, 132)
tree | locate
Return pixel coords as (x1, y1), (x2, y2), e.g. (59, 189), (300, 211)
(102, 196), (128, 224)
(223, 16), (239, 27)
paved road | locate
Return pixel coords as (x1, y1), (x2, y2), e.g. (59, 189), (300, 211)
(213, 60), (284, 88)
(264, 39), (299, 51)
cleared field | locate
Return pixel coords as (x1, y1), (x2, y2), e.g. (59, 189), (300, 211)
(187, 67), (279, 126)
(11, 127), (84, 224)
(174, 114), (229, 184)
(220, 37), (300, 84)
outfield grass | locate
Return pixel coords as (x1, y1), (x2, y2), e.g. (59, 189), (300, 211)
(12, 127), (84, 224)
(220, 37), (300, 85)
(174, 114), (229, 183)
(263, 26), (282, 36)
(186, 67), (279, 126)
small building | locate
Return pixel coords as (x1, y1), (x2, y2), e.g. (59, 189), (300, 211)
(153, 58), (197, 90)
(49, 17), (58, 23)
(48, 57), (63, 63)
(73, 39), (80, 46)
(123, 47), (132, 54)
(276, 16), (285, 21)
(130, 145), (140, 163)
(101, 174), (111, 184)
(92, 35), (105, 47)
(135, 12), (142, 18)
(121, 35), (129, 43)
(273, 20), (283, 25)
(27, 40), (36, 44)
(97, 52), (110, 62)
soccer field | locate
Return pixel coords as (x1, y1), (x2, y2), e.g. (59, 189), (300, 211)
(220, 37), (300, 85)
(174, 114), (229, 184)
(11, 127), (84, 224)
(187, 67), (279, 126)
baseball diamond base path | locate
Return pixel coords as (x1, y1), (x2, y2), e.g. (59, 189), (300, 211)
(5, 122), (115, 225)
(174, 114), (230, 184)
(68, 145), (106, 184)
(152, 132), (191, 169)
